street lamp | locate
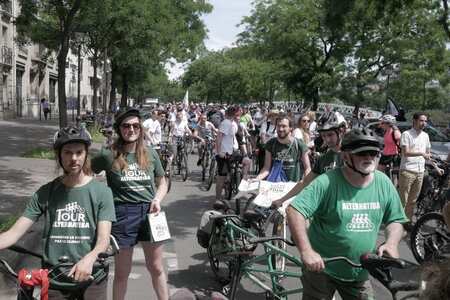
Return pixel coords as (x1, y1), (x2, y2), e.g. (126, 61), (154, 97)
(74, 27), (86, 126)
(385, 65), (394, 112)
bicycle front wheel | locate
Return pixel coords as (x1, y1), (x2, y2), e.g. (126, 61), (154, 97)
(208, 221), (233, 284)
(410, 212), (447, 263)
(206, 158), (216, 191)
(269, 212), (287, 272)
(202, 151), (209, 182)
(181, 154), (189, 181)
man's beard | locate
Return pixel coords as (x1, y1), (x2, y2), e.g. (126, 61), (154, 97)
(278, 131), (289, 139)
(356, 160), (376, 175)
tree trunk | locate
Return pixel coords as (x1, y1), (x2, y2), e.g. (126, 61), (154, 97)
(120, 72), (128, 107)
(92, 51), (99, 125)
(109, 61), (117, 111)
(57, 43), (69, 128)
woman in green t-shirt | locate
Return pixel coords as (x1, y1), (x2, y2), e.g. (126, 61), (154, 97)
(91, 108), (169, 300)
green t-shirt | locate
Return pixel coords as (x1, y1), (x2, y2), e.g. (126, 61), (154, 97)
(91, 147), (164, 204)
(239, 113), (252, 129)
(265, 138), (308, 182)
(22, 178), (116, 290)
(312, 149), (344, 175)
(289, 168), (408, 282)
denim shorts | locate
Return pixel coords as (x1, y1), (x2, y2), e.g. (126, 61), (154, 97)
(112, 203), (155, 248)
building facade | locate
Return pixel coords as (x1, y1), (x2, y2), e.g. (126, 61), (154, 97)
(0, 0), (108, 120)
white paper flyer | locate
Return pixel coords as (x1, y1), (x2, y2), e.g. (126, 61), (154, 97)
(148, 212), (171, 242)
(252, 181), (297, 208)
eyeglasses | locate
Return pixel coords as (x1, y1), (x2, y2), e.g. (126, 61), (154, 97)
(301, 120), (310, 123)
(354, 150), (380, 157)
(120, 123), (141, 130)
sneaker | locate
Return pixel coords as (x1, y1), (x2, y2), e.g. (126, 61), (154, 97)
(191, 150), (195, 154)
(213, 200), (230, 210)
(197, 159), (202, 166)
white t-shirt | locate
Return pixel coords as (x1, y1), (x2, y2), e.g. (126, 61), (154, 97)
(172, 120), (187, 137)
(293, 128), (304, 140)
(260, 120), (277, 141)
(218, 119), (236, 155)
(400, 128), (431, 173)
(143, 118), (161, 148)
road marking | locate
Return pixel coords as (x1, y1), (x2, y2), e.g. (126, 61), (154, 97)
(109, 272), (141, 279)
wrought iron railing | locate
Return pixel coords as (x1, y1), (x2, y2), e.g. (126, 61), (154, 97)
(2, 1), (12, 15)
(2, 46), (12, 66)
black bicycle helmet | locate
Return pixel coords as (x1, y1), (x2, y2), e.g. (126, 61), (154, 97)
(53, 126), (91, 150)
(317, 112), (347, 132)
(341, 128), (381, 153)
(113, 108), (141, 132)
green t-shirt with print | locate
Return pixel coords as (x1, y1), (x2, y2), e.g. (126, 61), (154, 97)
(289, 168), (408, 282)
(91, 147), (164, 204)
(312, 149), (344, 175)
(265, 138), (308, 182)
(22, 178), (116, 290)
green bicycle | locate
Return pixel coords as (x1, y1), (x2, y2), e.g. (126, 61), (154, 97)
(207, 213), (421, 300)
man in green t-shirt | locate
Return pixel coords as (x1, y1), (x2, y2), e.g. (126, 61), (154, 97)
(0, 127), (116, 300)
(286, 128), (408, 300)
(272, 111), (347, 207)
(249, 114), (311, 183)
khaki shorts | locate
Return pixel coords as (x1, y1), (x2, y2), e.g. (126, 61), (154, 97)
(301, 267), (373, 300)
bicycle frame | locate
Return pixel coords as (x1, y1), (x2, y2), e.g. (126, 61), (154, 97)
(210, 215), (304, 299)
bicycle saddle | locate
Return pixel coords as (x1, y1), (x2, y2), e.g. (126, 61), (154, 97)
(243, 209), (265, 223)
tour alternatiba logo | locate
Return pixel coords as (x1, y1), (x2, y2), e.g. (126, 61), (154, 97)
(121, 163), (151, 181)
(53, 202), (89, 228)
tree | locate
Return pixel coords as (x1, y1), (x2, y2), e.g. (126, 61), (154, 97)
(15, 0), (89, 128)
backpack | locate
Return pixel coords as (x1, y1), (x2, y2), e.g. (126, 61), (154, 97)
(196, 210), (222, 248)
(391, 128), (401, 154)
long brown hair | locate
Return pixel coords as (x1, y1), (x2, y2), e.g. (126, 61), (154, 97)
(111, 119), (151, 171)
(298, 114), (310, 144)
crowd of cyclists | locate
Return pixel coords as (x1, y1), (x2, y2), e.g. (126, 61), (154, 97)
(0, 100), (449, 300)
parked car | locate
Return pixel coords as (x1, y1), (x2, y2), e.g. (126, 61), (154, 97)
(366, 121), (450, 160)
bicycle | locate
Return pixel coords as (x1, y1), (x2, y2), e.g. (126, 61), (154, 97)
(413, 155), (449, 222)
(410, 211), (450, 264)
(223, 154), (245, 201)
(0, 236), (120, 300)
(172, 136), (189, 181)
(200, 138), (216, 182)
(159, 142), (173, 193)
(98, 127), (115, 148)
(207, 213), (421, 300)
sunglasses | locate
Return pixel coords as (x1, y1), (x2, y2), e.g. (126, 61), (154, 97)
(354, 150), (380, 157)
(121, 123), (141, 130)
(301, 120), (310, 123)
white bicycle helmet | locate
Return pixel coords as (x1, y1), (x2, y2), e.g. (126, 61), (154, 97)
(379, 114), (396, 124)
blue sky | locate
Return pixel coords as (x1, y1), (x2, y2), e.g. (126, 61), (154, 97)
(166, 0), (253, 79)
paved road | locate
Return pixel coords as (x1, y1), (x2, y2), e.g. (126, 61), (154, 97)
(0, 120), (419, 299)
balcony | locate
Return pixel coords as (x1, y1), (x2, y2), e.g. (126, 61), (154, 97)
(1, 46), (12, 66)
(2, 1), (12, 15)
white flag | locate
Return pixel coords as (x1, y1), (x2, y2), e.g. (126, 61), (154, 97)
(182, 90), (189, 109)
(387, 98), (399, 116)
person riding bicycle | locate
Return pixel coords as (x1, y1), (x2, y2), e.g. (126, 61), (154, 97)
(249, 114), (311, 184)
(91, 108), (169, 300)
(286, 127), (408, 300)
(377, 114), (401, 176)
(272, 111), (347, 208)
(143, 109), (162, 156)
(168, 112), (192, 160)
(0, 127), (116, 299)
(214, 106), (251, 208)
(192, 113), (217, 166)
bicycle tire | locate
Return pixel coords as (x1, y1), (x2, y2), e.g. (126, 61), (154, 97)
(166, 162), (172, 193)
(233, 170), (242, 199)
(185, 137), (193, 154)
(410, 212), (447, 263)
(181, 154), (189, 181)
(208, 221), (233, 284)
(269, 212), (287, 272)
(224, 170), (234, 200)
(206, 159), (216, 191)
(202, 151), (209, 182)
